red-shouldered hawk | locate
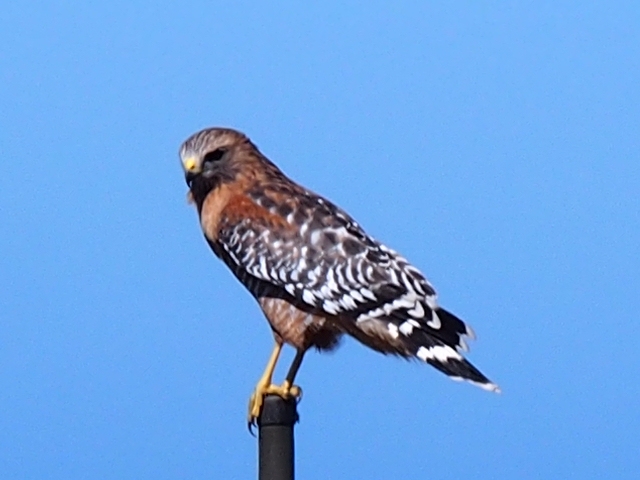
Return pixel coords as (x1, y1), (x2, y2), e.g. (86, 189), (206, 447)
(180, 127), (499, 426)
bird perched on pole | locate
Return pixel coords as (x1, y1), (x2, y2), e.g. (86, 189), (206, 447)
(180, 127), (500, 427)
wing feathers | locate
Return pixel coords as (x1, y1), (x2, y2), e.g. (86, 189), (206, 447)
(215, 187), (498, 392)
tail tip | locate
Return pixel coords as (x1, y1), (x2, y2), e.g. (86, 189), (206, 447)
(451, 376), (502, 394)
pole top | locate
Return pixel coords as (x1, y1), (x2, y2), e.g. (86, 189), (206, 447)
(258, 395), (299, 428)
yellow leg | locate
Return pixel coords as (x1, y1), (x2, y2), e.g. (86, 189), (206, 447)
(247, 344), (304, 426)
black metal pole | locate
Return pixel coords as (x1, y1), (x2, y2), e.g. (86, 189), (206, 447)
(258, 394), (298, 480)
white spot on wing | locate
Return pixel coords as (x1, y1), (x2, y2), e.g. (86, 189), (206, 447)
(357, 306), (386, 322)
(426, 310), (441, 329)
(392, 293), (418, 311)
(326, 268), (339, 292)
(387, 323), (399, 339)
(320, 285), (332, 299)
(310, 230), (322, 245)
(399, 321), (415, 336)
(278, 269), (288, 282)
(323, 300), (340, 315)
(350, 290), (364, 302)
(359, 288), (376, 300)
(345, 264), (356, 283)
(298, 257), (307, 270)
(340, 294), (357, 310)
(407, 302), (425, 318)
(302, 289), (316, 305)
(416, 345), (462, 362)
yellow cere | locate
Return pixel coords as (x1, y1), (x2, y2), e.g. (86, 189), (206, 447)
(183, 157), (197, 171)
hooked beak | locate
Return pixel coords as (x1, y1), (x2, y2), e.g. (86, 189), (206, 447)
(182, 156), (199, 187)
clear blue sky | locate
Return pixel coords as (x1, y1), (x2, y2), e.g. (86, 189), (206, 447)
(2, 2), (639, 479)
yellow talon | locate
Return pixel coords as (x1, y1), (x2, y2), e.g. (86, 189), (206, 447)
(246, 343), (306, 431)
(247, 380), (302, 426)
(288, 384), (302, 399)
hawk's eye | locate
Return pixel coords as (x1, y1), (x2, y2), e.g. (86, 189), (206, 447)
(203, 148), (227, 164)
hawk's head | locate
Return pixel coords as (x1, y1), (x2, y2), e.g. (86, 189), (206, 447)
(180, 127), (286, 208)
(180, 127), (250, 187)
(179, 127), (255, 207)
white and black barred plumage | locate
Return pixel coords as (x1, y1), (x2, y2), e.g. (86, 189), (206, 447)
(221, 185), (498, 392)
(181, 127), (500, 394)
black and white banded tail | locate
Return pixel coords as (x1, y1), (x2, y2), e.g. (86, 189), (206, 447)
(405, 307), (499, 392)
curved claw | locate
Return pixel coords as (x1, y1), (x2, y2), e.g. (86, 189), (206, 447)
(247, 390), (263, 435)
(248, 419), (257, 436)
